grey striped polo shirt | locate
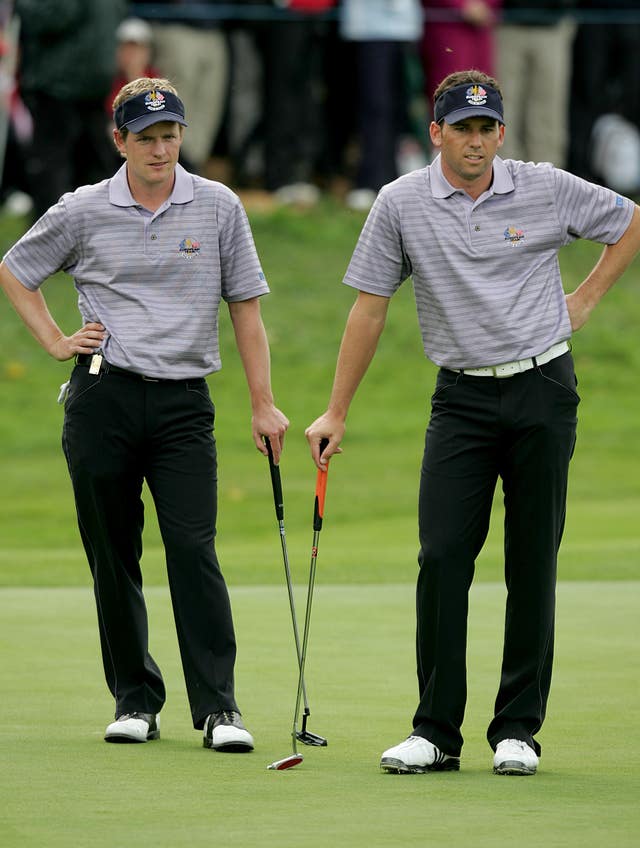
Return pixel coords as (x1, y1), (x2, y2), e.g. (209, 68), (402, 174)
(3, 163), (269, 379)
(344, 155), (635, 368)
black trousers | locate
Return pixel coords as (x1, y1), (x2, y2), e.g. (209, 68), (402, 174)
(62, 365), (238, 729)
(353, 41), (404, 192)
(257, 20), (326, 190)
(412, 353), (579, 757)
(568, 22), (640, 181)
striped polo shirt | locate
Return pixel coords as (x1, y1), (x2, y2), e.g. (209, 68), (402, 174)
(3, 163), (269, 379)
(344, 156), (635, 369)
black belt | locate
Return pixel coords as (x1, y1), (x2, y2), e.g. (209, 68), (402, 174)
(75, 354), (178, 383)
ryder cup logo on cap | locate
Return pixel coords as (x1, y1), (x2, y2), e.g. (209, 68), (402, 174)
(466, 85), (487, 106)
(145, 91), (166, 111)
(114, 89), (188, 133)
(434, 82), (504, 125)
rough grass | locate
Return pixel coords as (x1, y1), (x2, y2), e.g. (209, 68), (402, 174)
(1, 203), (638, 586)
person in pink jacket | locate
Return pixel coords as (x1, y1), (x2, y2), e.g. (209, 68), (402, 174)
(421, 1), (502, 100)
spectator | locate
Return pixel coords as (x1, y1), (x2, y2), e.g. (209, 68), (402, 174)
(0, 10), (33, 215)
(105, 17), (159, 118)
(421, 1), (501, 101)
(568, 1), (640, 186)
(15, 0), (126, 219)
(340, 0), (424, 212)
(0, 88), (33, 216)
(253, 0), (336, 205)
(136, 0), (230, 175)
(497, 1), (577, 167)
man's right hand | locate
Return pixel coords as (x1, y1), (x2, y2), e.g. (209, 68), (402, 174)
(48, 323), (106, 361)
(305, 413), (345, 470)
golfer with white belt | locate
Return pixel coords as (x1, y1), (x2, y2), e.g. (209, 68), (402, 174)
(306, 69), (640, 775)
(0, 77), (289, 751)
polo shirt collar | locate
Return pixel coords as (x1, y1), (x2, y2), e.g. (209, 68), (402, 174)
(429, 154), (514, 198)
(109, 162), (194, 207)
(491, 157), (514, 194)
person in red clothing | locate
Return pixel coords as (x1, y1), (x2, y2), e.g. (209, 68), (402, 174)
(421, 1), (501, 100)
(105, 18), (159, 118)
(286, 0), (334, 8)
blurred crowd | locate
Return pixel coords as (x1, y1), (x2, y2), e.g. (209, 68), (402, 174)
(1, 0), (640, 221)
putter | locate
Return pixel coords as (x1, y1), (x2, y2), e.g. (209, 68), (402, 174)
(267, 439), (331, 771)
(264, 438), (327, 751)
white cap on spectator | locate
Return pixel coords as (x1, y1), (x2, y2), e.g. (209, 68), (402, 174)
(116, 17), (153, 45)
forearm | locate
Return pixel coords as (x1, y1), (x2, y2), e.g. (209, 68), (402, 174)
(0, 261), (105, 360)
(305, 291), (389, 468)
(567, 205), (640, 330)
(326, 293), (389, 420)
(228, 298), (274, 411)
(228, 297), (289, 459)
(0, 262), (65, 354)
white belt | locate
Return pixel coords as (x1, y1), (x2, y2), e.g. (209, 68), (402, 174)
(449, 340), (570, 379)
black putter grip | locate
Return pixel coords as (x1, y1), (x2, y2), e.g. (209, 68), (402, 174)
(313, 439), (330, 531)
(264, 437), (284, 521)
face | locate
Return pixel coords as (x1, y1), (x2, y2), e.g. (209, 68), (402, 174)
(117, 41), (153, 77)
(430, 116), (504, 196)
(113, 121), (183, 195)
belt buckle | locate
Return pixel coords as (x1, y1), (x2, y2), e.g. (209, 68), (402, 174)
(141, 375), (159, 382)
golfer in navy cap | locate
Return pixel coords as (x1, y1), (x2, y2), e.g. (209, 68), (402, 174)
(1, 78), (288, 752)
(306, 69), (640, 776)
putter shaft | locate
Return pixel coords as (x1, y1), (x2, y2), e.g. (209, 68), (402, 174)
(292, 451), (328, 751)
(292, 528), (320, 754)
(264, 436), (327, 762)
(277, 517), (312, 714)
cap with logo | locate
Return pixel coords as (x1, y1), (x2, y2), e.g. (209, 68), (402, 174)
(434, 83), (504, 125)
(114, 89), (188, 133)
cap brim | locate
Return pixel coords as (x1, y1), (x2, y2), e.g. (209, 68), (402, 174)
(123, 112), (188, 133)
(443, 107), (504, 125)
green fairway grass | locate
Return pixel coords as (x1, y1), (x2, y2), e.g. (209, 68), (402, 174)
(1, 202), (638, 848)
(1, 582), (638, 848)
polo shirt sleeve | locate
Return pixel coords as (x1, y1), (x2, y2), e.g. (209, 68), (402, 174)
(343, 187), (411, 297)
(218, 191), (270, 303)
(3, 196), (79, 290)
(553, 168), (635, 245)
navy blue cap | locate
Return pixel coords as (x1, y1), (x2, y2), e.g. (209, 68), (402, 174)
(114, 89), (188, 133)
(434, 83), (504, 125)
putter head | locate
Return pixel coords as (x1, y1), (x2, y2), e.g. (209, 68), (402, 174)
(267, 753), (304, 771)
(296, 730), (328, 747)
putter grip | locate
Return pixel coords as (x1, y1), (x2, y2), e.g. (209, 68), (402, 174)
(313, 439), (330, 531)
(264, 437), (284, 521)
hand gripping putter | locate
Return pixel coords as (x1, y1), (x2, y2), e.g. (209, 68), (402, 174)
(267, 440), (331, 771)
(264, 439), (328, 771)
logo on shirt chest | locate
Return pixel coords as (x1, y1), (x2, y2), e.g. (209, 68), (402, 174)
(178, 237), (201, 258)
(504, 226), (525, 245)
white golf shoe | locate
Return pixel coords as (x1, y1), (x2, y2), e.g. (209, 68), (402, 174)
(493, 739), (538, 775)
(380, 735), (460, 774)
(203, 710), (254, 752)
(104, 712), (160, 743)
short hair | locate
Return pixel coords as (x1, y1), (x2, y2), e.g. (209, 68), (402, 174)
(112, 77), (179, 112)
(433, 70), (503, 107)
(112, 77), (180, 140)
